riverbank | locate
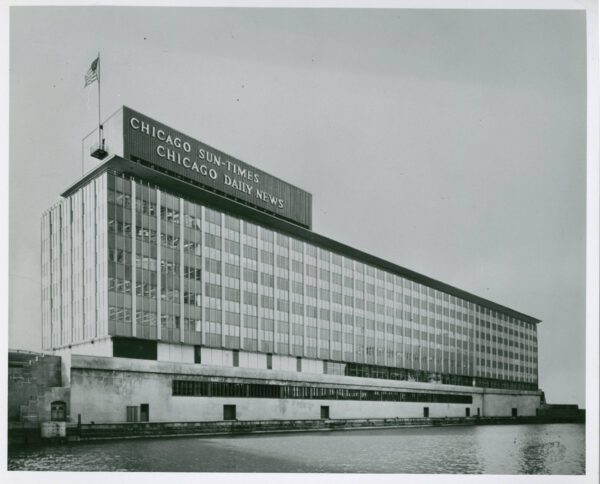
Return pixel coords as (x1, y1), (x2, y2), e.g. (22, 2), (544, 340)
(8, 414), (585, 447)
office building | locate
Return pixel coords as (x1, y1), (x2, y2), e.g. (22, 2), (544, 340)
(41, 107), (541, 423)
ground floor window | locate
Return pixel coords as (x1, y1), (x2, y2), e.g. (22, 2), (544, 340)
(224, 405), (236, 421)
(126, 406), (139, 422)
(172, 379), (473, 404)
(320, 406), (329, 419)
(50, 401), (66, 421)
(140, 404), (149, 422)
(423, 407), (429, 418)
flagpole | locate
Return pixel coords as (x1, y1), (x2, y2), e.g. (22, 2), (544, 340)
(97, 52), (101, 148)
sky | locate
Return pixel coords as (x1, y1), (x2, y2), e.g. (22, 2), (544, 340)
(8, 6), (588, 407)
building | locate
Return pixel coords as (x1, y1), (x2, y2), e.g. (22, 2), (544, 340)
(8, 350), (69, 424)
(41, 106), (541, 424)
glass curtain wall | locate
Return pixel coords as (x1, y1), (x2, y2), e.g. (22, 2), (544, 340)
(241, 221), (259, 351)
(44, 171), (538, 389)
(223, 214), (241, 349)
(134, 183), (158, 340)
(204, 207), (222, 347)
(259, 228), (275, 353)
(182, 200), (203, 345)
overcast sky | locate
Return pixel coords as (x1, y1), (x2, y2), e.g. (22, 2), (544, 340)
(9, 7), (587, 406)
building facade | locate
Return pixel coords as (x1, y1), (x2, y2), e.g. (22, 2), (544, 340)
(41, 107), (541, 424)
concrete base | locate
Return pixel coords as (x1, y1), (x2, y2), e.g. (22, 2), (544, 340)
(68, 355), (541, 424)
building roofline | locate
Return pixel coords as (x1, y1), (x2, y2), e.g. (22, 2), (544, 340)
(61, 156), (541, 325)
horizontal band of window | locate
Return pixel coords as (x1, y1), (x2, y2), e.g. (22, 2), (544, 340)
(172, 379), (472, 404)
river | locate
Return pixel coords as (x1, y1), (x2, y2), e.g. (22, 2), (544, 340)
(7, 423), (585, 474)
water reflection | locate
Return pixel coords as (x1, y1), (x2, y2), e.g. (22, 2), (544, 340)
(521, 441), (565, 474)
(517, 424), (584, 474)
(8, 423), (585, 474)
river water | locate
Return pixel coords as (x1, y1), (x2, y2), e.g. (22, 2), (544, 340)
(8, 423), (585, 474)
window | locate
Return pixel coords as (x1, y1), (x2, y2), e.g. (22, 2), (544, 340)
(423, 407), (429, 418)
(172, 380), (473, 404)
(267, 353), (272, 370)
(194, 345), (202, 364)
(233, 350), (239, 367)
(140, 404), (149, 422)
(126, 406), (139, 422)
(224, 405), (236, 421)
(320, 406), (330, 419)
(296, 357), (302, 372)
(50, 401), (66, 422)
(113, 337), (157, 360)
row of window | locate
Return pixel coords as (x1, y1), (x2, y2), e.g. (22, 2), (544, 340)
(171, 379), (473, 404)
(110, 177), (534, 320)
(192, 347), (536, 391)
(341, 362), (537, 391)
(107, 226), (533, 344)
(108, 215), (530, 324)
(102, 175), (537, 381)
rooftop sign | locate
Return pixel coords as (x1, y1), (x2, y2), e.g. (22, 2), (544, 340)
(121, 106), (312, 228)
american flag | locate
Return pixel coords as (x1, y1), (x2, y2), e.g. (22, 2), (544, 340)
(84, 57), (99, 87)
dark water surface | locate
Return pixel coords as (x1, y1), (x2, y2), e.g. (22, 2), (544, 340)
(8, 423), (585, 474)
